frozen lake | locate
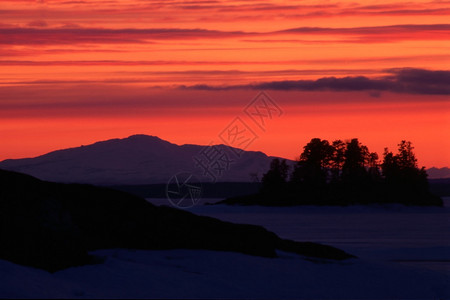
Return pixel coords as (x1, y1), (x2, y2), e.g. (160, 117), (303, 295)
(149, 197), (450, 273)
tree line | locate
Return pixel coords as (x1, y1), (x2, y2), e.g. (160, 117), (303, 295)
(260, 138), (442, 206)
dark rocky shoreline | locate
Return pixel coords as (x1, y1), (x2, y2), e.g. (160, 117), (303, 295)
(0, 169), (355, 272)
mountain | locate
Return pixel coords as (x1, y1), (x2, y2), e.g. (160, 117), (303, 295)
(426, 167), (450, 179)
(0, 169), (353, 272)
(0, 134), (291, 185)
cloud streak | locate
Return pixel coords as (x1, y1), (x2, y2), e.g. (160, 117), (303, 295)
(274, 24), (450, 43)
(2, 54), (449, 65)
(0, 23), (448, 45)
(0, 27), (252, 45)
(2, 1), (448, 22)
(181, 68), (450, 95)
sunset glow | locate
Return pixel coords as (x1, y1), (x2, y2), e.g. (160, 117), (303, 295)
(1, 0), (449, 167)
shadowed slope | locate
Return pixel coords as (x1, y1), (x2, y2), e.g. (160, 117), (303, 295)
(0, 169), (354, 272)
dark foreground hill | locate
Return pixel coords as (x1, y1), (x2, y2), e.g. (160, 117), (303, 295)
(0, 169), (354, 272)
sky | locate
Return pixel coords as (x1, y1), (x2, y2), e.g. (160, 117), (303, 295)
(0, 0), (449, 168)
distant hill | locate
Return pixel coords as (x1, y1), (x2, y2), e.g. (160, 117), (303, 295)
(0, 135), (292, 185)
(427, 167), (450, 179)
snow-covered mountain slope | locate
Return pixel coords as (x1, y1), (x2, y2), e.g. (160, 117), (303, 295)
(0, 135), (290, 185)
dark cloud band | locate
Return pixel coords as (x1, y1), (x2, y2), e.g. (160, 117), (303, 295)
(181, 68), (450, 95)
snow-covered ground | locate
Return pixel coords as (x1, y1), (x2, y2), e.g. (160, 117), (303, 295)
(188, 197), (450, 273)
(0, 248), (448, 299)
(0, 198), (448, 299)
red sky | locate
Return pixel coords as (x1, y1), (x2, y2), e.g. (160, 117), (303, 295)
(0, 0), (449, 168)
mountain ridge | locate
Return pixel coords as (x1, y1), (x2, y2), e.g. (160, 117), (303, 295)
(0, 134), (288, 185)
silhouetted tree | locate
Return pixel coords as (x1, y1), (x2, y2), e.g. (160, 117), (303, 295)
(382, 141), (419, 181)
(291, 138), (333, 187)
(396, 140), (418, 169)
(255, 138), (441, 206)
(330, 139), (346, 182)
(382, 141), (433, 204)
(365, 151), (380, 180)
(381, 147), (397, 179)
(342, 138), (369, 180)
(261, 158), (289, 194)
